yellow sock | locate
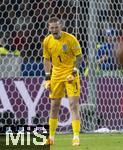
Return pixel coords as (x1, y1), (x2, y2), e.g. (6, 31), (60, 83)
(72, 120), (80, 137)
(49, 118), (58, 137)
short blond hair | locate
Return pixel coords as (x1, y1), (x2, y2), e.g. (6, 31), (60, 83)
(48, 17), (60, 24)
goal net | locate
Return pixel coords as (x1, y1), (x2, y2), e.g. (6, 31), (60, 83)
(0, 0), (123, 133)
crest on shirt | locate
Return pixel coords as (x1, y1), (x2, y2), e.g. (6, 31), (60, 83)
(62, 44), (68, 52)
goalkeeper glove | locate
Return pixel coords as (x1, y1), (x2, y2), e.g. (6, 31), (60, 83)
(44, 73), (51, 90)
(44, 80), (51, 89)
(66, 67), (78, 83)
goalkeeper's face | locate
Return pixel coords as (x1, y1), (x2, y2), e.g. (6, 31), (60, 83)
(49, 22), (62, 39)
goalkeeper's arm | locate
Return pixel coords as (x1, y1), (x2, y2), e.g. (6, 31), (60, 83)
(74, 54), (82, 70)
(43, 58), (51, 89)
(67, 54), (82, 83)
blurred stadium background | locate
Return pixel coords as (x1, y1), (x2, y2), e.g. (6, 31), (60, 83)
(0, 0), (123, 136)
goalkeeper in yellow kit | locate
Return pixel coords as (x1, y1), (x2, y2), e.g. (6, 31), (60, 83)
(43, 17), (82, 146)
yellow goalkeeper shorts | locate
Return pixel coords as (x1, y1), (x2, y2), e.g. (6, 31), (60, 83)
(49, 76), (80, 99)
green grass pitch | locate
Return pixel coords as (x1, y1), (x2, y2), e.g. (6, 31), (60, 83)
(0, 133), (123, 150)
(51, 133), (123, 150)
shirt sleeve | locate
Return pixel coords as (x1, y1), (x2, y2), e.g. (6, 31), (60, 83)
(71, 36), (82, 56)
(43, 38), (50, 59)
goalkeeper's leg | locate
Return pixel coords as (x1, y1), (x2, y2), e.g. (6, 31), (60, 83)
(46, 99), (61, 145)
(66, 75), (81, 146)
(69, 96), (80, 146)
(45, 81), (67, 145)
